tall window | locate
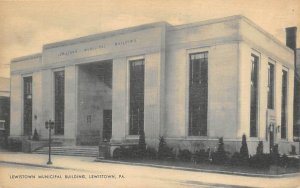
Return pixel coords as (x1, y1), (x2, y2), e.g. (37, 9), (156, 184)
(250, 55), (259, 137)
(281, 70), (288, 139)
(23, 76), (32, 135)
(267, 63), (275, 109)
(129, 59), (144, 135)
(54, 71), (64, 135)
(189, 52), (208, 136)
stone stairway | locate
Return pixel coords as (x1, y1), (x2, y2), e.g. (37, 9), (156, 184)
(32, 146), (100, 158)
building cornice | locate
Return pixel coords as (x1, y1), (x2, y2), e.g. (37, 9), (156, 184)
(170, 15), (243, 30)
(11, 53), (42, 64)
(172, 15), (293, 55)
(43, 22), (170, 50)
(240, 16), (294, 54)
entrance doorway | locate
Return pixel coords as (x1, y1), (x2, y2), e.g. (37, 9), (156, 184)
(77, 60), (112, 145)
(103, 110), (112, 141)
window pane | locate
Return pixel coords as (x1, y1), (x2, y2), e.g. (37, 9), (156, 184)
(267, 63), (275, 109)
(129, 59), (144, 135)
(250, 55), (259, 137)
(281, 70), (288, 139)
(54, 71), (64, 135)
(23, 76), (32, 135)
(189, 52), (208, 136)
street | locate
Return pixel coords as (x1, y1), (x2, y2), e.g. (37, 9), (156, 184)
(0, 152), (300, 188)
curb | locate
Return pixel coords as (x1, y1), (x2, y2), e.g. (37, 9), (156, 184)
(94, 159), (300, 178)
(0, 160), (68, 170)
(0, 160), (87, 172)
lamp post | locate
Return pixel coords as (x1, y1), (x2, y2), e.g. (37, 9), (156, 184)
(45, 120), (54, 165)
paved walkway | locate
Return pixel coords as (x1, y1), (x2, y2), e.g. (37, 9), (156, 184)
(0, 151), (97, 171)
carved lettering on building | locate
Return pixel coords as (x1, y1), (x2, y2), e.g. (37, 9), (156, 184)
(58, 49), (78, 57)
(57, 39), (137, 57)
(114, 39), (136, 46)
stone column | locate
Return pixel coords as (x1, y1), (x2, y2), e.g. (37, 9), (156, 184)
(41, 69), (53, 138)
(111, 57), (127, 143)
(10, 74), (23, 136)
(32, 71), (43, 137)
(64, 65), (78, 144)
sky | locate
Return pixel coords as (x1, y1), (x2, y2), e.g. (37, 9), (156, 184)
(0, 0), (299, 78)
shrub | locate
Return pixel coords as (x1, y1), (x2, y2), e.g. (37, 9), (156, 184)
(158, 136), (167, 153)
(112, 146), (140, 160)
(178, 149), (192, 162)
(212, 137), (228, 164)
(249, 142), (272, 169)
(217, 137), (225, 153)
(278, 154), (289, 167)
(112, 130), (147, 160)
(230, 152), (243, 166)
(8, 138), (22, 152)
(193, 149), (209, 163)
(278, 154), (299, 168)
(112, 148), (122, 159)
(240, 134), (249, 162)
(272, 144), (279, 155)
(290, 145), (296, 155)
(32, 128), (39, 141)
(157, 136), (174, 160)
(249, 153), (272, 168)
(160, 147), (174, 160)
(248, 143), (300, 169)
(138, 130), (146, 158)
(271, 144), (280, 164)
(145, 147), (157, 160)
(127, 145), (140, 159)
(286, 157), (300, 168)
(256, 141), (264, 155)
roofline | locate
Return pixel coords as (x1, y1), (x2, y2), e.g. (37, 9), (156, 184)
(240, 16), (294, 54)
(11, 53), (42, 63)
(44, 21), (171, 50)
(11, 15), (294, 61)
(172, 15), (293, 54)
(45, 15), (246, 50)
(171, 15), (243, 30)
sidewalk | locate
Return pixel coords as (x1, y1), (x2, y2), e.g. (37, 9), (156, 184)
(0, 151), (98, 172)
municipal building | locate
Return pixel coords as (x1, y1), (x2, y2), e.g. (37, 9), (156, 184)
(10, 15), (297, 154)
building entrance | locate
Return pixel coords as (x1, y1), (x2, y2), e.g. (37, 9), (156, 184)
(77, 60), (112, 145)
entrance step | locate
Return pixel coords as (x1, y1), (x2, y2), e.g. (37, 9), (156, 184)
(32, 146), (100, 158)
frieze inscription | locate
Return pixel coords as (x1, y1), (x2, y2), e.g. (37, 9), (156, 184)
(57, 39), (137, 57)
